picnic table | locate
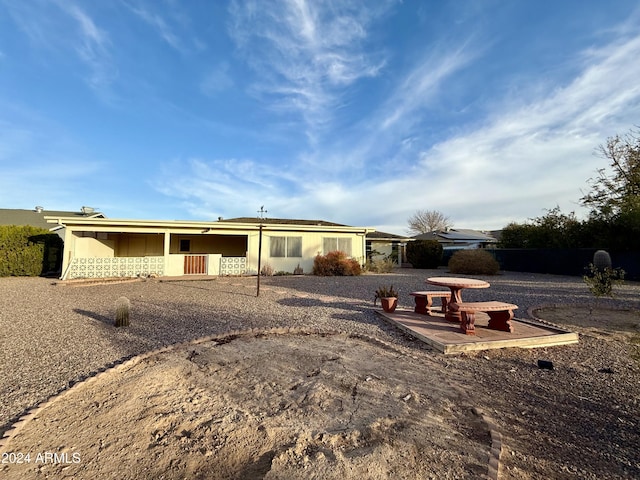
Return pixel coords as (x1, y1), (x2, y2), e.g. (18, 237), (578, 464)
(425, 276), (490, 322)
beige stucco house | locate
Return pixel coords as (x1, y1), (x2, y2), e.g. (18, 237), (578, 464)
(45, 215), (374, 280)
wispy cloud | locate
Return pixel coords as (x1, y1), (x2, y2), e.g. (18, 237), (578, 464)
(228, 0), (392, 139)
(379, 45), (479, 132)
(122, 0), (185, 52)
(3, 0), (116, 93)
(155, 23), (640, 230)
(60, 3), (116, 91)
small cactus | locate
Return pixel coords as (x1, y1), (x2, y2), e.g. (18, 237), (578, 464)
(593, 250), (612, 272)
(115, 297), (130, 327)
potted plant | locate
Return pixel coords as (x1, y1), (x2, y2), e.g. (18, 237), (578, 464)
(374, 285), (399, 313)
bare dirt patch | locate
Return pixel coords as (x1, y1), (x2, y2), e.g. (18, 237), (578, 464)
(1, 332), (491, 480)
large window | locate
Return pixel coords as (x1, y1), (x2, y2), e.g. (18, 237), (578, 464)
(323, 237), (352, 256)
(270, 236), (302, 258)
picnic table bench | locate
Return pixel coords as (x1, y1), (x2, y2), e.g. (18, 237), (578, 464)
(451, 301), (518, 335)
(409, 291), (451, 315)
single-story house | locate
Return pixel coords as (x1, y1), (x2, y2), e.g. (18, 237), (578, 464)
(0, 206), (104, 238)
(44, 215), (374, 280)
(414, 229), (498, 250)
(365, 230), (411, 265)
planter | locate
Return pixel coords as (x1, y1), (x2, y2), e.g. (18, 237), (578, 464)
(380, 297), (398, 313)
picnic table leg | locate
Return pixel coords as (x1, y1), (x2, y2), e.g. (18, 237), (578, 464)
(413, 295), (429, 315)
(487, 310), (515, 333)
(460, 311), (476, 335)
(445, 287), (463, 322)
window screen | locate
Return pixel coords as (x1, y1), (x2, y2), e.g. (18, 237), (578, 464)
(323, 237), (352, 256)
(270, 236), (302, 258)
(270, 236), (286, 257)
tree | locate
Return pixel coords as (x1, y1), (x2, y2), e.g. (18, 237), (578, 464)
(407, 209), (451, 235)
(498, 207), (584, 248)
(581, 128), (640, 219)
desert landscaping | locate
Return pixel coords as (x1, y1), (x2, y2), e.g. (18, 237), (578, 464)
(1, 269), (639, 479)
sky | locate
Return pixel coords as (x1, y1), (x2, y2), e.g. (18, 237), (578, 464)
(1, 0), (639, 235)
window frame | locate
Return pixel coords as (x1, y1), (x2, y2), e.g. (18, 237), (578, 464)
(269, 236), (302, 258)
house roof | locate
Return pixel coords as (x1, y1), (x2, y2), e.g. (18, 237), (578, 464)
(0, 208), (104, 230)
(414, 229), (497, 244)
(221, 217), (348, 227)
(366, 230), (411, 240)
(44, 215), (374, 235)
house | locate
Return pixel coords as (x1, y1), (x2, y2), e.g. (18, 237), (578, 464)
(44, 215), (374, 280)
(0, 206), (104, 237)
(365, 230), (411, 265)
(414, 229), (498, 250)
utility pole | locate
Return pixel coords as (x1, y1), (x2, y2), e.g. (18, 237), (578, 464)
(256, 206), (267, 297)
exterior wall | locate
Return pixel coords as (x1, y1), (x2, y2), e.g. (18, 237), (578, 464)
(245, 230), (367, 274)
(74, 236), (116, 258)
(169, 234), (247, 255)
(115, 233), (163, 257)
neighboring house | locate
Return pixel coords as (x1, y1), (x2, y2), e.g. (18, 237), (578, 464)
(0, 207), (103, 275)
(365, 230), (411, 265)
(0, 206), (104, 237)
(414, 229), (498, 250)
(44, 215), (374, 280)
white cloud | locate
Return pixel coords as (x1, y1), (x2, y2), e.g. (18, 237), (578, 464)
(228, 0), (391, 139)
(150, 7), (640, 233)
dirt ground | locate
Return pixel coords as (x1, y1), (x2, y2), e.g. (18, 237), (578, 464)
(0, 332), (491, 480)
(2, 305), (639, 479)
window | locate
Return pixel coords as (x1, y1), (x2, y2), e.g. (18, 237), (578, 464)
(179, 239), (191, 252)
(270, 236), (302, 258)
(323, 237), (352, 256)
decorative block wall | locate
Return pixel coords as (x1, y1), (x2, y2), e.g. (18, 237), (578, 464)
(220, 257), (247, 275)
(66, 257), (165, 279)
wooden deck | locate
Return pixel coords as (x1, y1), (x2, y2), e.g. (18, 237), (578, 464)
(377, 308), (578, 354)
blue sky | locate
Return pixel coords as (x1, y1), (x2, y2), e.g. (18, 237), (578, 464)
(1, 0), (639, 234)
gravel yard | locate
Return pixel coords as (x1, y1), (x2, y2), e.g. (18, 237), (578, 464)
(1, 268), (639, 478)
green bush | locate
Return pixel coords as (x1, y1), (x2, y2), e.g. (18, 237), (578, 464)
(0, 225), (62, 277)
(313, 251), (362, 276)
(583, 263), (625, 297)
(406, 240), (443, 269)
(448, 249), (500, 275)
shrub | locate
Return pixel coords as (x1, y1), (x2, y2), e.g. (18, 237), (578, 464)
(406, 240), (443, 269)
(364, 257), (396, 273)
(313, 251), (362, 276)
(583, 263), (625, 297)
(260, 263), (274, 276)
(0, 225), (62, 277)
(448, 249), (500, 275)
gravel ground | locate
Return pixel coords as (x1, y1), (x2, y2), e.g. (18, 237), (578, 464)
(1, 268), (639, 478)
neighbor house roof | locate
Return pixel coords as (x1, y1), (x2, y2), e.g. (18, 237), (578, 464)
(414, 229), (497, 245)
(366, 230), (411, 240)
(0, 207), (104, 230)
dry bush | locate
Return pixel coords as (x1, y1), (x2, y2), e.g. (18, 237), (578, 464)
(365, 257), (396, 273)
(313, 251), (362, 276)
(448, 249), (499, 275)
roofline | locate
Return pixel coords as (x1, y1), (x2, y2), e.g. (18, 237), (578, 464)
(45, 216), (375, 234)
